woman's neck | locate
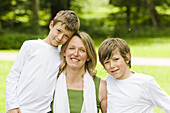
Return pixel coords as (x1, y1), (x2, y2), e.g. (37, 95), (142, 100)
(65, 67), (85, 90)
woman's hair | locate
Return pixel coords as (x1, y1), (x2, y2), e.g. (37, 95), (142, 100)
(59, 31), (97, 76)
(98, 38), (131, 68)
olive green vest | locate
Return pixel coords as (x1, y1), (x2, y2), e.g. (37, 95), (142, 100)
(67, 76), (101, 113)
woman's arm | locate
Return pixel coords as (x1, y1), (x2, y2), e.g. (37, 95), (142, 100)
(99, 80), (107, 113)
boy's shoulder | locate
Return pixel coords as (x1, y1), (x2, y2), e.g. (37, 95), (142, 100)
(103, 72), (155, 83)
(134, 72), (154, 80)
(132, 72), (155, 85)
(23, 39), (41, 45)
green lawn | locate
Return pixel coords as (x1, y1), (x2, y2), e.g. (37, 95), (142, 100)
(93, 36), (170, 58)
(0, 61), (14, 112)
(0, 61), (170, 112)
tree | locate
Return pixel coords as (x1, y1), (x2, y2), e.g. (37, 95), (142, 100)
(0, 0), (12, 34)
(31, 0), (41, 34)
(146, 0), (160, 27)
(50, 0), (71, 19)
(109, 0), (137, 26)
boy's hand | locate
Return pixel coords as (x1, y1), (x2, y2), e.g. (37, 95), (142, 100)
(8, 108), (21, 113)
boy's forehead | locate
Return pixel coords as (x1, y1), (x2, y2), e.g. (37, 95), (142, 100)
(54, 22), (74, 35)
(112, 48), (120, 55)
(105, 48), (120, 60)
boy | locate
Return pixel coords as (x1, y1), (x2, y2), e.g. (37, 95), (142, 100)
(98, 38), (170, 113)
(6, 10), (80, 113)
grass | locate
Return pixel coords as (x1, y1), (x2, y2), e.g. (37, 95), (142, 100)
(0, 61), (14, 112)
(0, 50), (19, 53)
(0, 61), (170, 112)
(93, 36), (170, 58)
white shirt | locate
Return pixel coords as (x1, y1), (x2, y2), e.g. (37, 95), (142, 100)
(6, 39), (60, 113)
(105, 72), (170, 113)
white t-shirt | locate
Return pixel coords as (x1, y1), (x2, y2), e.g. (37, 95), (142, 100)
(6, 39), (60, 113)
(104, 72), (170, 113)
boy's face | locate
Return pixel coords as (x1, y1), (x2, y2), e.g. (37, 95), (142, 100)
(47, 21), (74, 47)
(103, 49), (131, 80)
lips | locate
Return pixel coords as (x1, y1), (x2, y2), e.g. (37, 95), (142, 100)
(54, 39), (60, 44)
(71, 58), (80, 62)
(111, 69), (119, 73)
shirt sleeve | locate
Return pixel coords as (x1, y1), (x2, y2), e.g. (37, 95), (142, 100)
(148, 77), (170, 113)
(5, 41), (30, 111)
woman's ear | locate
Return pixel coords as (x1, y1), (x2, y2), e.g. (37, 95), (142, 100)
(126, 53), (130, 64)
(86, 57), (90, 61)
(49, 20), (53, 30)
(64, 51), (66, 57)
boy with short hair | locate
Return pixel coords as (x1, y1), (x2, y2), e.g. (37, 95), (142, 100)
(98, 38), (170, 113)
(6, 10), (80, 113)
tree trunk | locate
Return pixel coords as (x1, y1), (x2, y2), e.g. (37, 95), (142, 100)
(146, 0), (160, 27)
(31, 0), (41, 34)
(126, 5), (130, 26)
(50, 0), (70, 19)
(0, 20), (3, 35)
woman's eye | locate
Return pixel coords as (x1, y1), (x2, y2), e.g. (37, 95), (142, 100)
(69, 47), (74, 50)
(80, 49), (85, 52)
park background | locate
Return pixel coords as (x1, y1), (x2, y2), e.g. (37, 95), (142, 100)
(0, 0), (170, 112)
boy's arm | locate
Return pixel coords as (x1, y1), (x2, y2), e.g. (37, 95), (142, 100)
(99, 80), (107, 113)
(6, 41), (29, 111)
(148, 78), (170, 113)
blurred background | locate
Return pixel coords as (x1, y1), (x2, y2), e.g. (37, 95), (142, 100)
(0, 0), (170, 49)
(0, 0), (170, 112)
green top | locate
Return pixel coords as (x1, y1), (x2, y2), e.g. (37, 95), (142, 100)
(67, 76), (101, 113)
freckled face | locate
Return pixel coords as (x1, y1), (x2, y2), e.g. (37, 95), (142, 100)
(104, 49), (131, 80)
(46, 21), (74, 47)
(64, 36), (88, 70)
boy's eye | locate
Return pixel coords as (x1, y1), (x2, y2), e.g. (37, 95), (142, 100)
(57, 29), (61, 32)
(64, 35), (69, 38)
(104, 61), (110, 64)
(114, 58), (119, 61)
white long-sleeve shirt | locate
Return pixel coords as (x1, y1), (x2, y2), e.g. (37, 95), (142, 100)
(105, 72), (170, 113)
(6, 39), (60, 113)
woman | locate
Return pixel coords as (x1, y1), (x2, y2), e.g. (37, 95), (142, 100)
(53, 32), (107, 113)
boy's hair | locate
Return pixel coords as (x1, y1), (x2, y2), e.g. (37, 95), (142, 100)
(98, 38), (131, 68)
(60, 31), (97, 76)
(53, 10), (80, 33)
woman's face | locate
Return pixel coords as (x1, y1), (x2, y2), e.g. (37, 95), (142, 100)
(64, 36), (89, 70)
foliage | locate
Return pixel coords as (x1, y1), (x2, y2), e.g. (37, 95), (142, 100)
(0, 31), (46, 49)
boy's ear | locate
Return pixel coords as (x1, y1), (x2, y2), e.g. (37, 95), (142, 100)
(126, 53), (130, 64)
(49, 20), (53, 30)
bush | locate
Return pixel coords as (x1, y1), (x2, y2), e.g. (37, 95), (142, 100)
(79, 18), (170, 38)
(0, 32), (46, 49)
